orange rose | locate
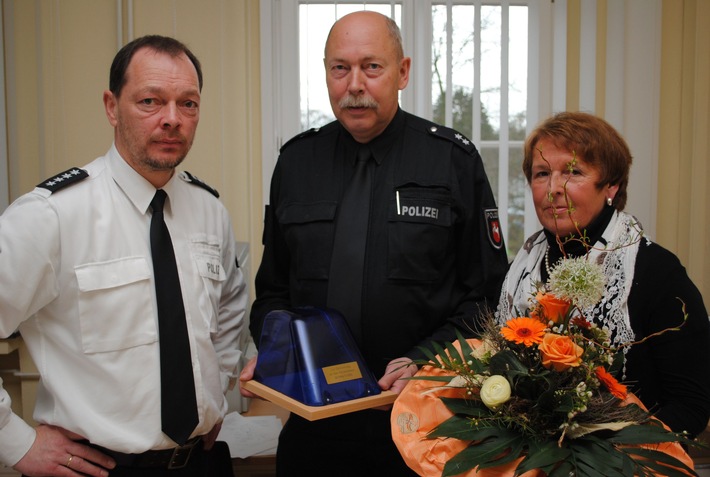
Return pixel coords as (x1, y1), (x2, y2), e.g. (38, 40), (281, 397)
(533, 292), (571, 324)
(595, 366), (628, 400)
(539, 333), (583, 371)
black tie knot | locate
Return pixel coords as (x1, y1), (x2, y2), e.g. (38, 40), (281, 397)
(151, 189), (168, 215)
(357, 146), (372, 164)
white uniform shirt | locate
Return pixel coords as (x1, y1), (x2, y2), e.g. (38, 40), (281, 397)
(0, 145), (247, 465)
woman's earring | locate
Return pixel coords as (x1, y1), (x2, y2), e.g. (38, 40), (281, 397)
(606, 197), (613, 206)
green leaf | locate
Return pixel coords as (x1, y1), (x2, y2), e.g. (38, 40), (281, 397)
(609, 422), (690, 445)
(455, 329), (475, 361)
(402, 374), (456, 383)
(441, 431), (523, 477)
(621, 447), (696, 477)
(546, 460), (575, 477)
(427, 415), (483, 440)
(415, 345), (442, 366)
(440, 397), (489, 417)
(515, 441), (570, 473)
(476, 437), (526, 470)
(432, 341), (452, 368)
(489, 349), (529, 377)
(570, 437), (626, 476)
(574, 459), (614, 477)
(468, 357), (487, 375)
(445, 341), (463, 366)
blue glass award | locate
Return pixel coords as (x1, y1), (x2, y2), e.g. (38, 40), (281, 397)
(253, 306), (382, 407)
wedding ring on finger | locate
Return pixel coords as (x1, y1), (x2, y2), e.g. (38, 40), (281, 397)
(66, 454), (74, 468)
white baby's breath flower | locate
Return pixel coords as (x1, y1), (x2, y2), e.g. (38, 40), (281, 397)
(548, 256), (605, 309)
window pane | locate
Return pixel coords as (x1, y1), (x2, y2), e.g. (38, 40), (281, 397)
(507, 143), (525, 256)
(432, 5), (477, 138)
(509, 5), (528, 138)
(507, 6), (528, 254)
(480, 5), (501, 141)
(480, 144), (499, 199)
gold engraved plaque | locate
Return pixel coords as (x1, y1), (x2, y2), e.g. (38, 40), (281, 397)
(322, 361), (362, 384)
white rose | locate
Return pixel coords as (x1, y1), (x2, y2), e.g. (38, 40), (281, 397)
(480, 375), (511, 410)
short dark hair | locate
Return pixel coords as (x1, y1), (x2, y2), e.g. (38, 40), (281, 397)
(109, 35), (203, 97)
(523, 111), (632, 211)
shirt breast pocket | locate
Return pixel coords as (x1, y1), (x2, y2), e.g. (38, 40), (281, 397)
(388, 185), (454, 282)
(190, 234), (226, 331)
(277, 201), (337, 280)
(75, 257), (157, 354)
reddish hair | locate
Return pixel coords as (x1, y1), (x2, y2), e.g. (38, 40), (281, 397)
(523, 112), (632, 210)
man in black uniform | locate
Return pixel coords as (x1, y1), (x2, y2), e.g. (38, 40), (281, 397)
(241, 11), (508, 476)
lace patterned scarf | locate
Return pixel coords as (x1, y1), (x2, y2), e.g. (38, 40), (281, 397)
(496, 211), (644, 375)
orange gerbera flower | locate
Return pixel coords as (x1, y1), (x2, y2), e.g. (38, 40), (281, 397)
(500, 317), (547, 347)
(595, 366), (628, 400)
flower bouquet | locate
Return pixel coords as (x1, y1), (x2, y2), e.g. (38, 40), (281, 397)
(392, 257), (703, 477)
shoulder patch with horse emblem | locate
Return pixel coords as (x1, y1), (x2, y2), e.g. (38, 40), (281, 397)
(484, 208), (503, 250)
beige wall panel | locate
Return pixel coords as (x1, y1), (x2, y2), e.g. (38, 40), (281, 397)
(4, 1), (41, 198)
(46, 1), (117, 169)
(658, 0), (710, 303)
(688, 0), (710, 298)
(4, 0), (115, 199)
(658, 2), (683, 250)
(594, 0), (607, 116)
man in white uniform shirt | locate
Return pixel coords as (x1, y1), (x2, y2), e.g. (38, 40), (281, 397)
(0, 35), (246, 476)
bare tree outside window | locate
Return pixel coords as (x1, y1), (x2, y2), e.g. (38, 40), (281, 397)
(431, 4), (528, 254)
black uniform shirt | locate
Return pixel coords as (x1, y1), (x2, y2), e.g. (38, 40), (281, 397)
(251, 108), (509, 377)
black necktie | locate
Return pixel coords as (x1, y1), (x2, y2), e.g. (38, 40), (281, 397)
(327, 146), (373, 344)
(150, 190), (198, 445)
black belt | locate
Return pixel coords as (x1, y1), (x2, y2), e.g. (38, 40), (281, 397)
(90, 437), (202, 469)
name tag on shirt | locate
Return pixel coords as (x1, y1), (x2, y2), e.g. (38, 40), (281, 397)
(195, 255), (225, 281)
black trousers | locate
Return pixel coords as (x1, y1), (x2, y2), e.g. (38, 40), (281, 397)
(23, 441), (234, 477)
(275, 410), (418, 477)
(108, 441), (233, 477)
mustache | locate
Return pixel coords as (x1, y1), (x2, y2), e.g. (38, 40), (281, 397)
(338, 95), (378, 109)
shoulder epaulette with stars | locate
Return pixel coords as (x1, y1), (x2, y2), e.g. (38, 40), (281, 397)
(36, 167), (88, 193)
(180, 171), (220, 198)
(426, 125), (476, 154)
(279, 127), (321, 153)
